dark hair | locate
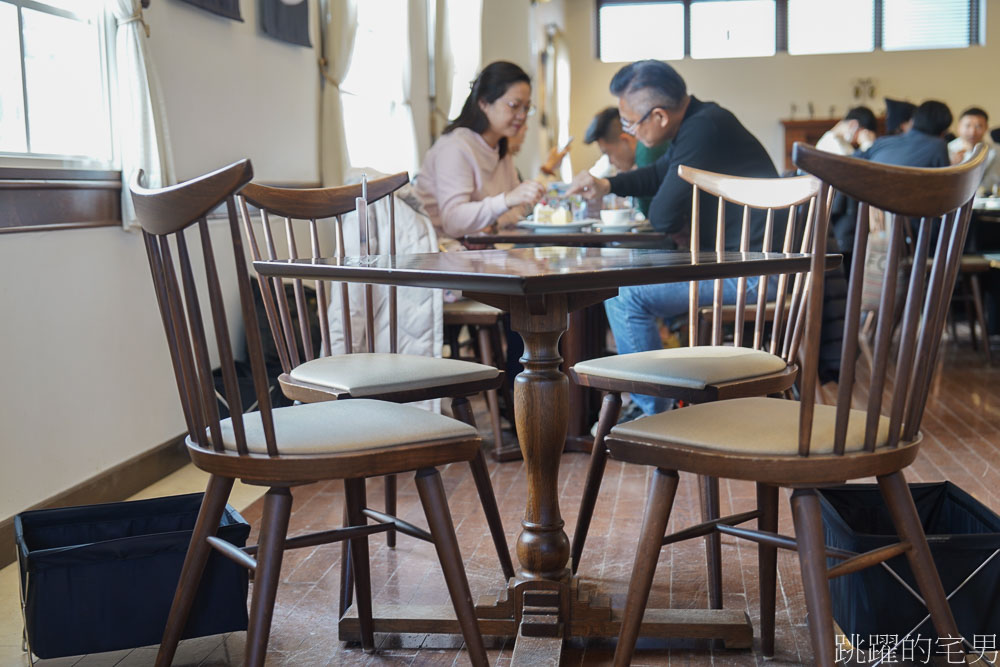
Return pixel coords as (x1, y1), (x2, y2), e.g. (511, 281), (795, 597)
(584, 107), (622, 144)
(960, 106), (989, 123)
(844, 106), (877, 132)
(911, 100), (953, 137)
(443, 61), (530, 159)
(885, 98), (916, 134)
(608, 60), (687, 110)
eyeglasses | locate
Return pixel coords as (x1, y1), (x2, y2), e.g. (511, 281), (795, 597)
(504, 100), (536, 117)
(621, 107), (660, 135)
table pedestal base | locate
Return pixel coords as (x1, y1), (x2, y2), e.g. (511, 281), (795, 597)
(338, 576), (753, 661)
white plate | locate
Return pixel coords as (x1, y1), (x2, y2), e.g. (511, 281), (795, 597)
(516, 219), (597, 233)
(592, 222), (654, 234)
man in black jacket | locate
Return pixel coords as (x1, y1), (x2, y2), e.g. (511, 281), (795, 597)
(569, 60), (777, 250)
(567, 60), (784, 416)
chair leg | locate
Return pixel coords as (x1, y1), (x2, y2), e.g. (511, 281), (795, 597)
(384, 475), (397, 548)
(613, 468), (679, 667)
(476, 325), (506, 455)
(155, 475), (234, 667)
(699, 474), (723, 609)
(344, 478), (376, 652)
(757, 482), (779, 657)
(878, 471), (965, 647)
(969, 274), (992, 364)
(790, 489), (836, 667)
(468, 448), (515, 580)
(414, 467), (489, 667)
(963, 277), (979, 351)
(451, 395), (515, 579)
(339, 502), (353, 618)
(245, 487), (293, 667)
(571, 392), (621, 574)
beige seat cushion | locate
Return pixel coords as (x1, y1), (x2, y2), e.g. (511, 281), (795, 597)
(573, 346), (788, 390)
(217, 399), (478, 455)
(288, 353), (499, 397)
(611, 397), (890, 456)
(443, 300), (504, 317)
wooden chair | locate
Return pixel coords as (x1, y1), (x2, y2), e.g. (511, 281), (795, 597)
(235, 175), (514, 600)
(569, 168), (823, 609)
(606, 143), (988, 666)
(952, 255), (992, 364)
(133, 160), (496, 667)
(442, 299), (508, 458)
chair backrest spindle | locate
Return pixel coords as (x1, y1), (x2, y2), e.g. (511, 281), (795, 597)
(131, 160), (282, 456)
(677, 165), (822, 364)
(792, 142), (987, 458)
(237, 172), (409, 362)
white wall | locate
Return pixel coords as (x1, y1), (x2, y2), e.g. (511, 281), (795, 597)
(147, 0), (321, 183)
(0, 227), (182, 520)
(0, 0), (322, 522)
(566, 0), (1000, 174)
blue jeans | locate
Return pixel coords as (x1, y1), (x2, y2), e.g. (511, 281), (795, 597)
(604, 277), (768, 415)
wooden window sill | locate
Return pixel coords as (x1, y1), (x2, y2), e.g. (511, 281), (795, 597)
(0, 167), (122, 234)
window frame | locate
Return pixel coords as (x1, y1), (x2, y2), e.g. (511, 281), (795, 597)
(0, 0), (121, 233)
(0, 0), (118, 171)
(595, 0), (984, 62)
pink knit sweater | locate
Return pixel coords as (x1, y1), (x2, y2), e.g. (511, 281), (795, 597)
(415, 127), (519, 242)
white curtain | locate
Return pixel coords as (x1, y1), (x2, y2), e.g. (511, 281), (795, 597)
(110, 0), (175, 228)
(319, 0), (358, 187)
(433, 0), (481, 136)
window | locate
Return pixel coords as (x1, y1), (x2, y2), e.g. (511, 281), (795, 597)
(883, 0), (977, 52)
(340, 0), (417, 175)
(0, 0), (113, 167)
(596, 0), (983, 62)
(787, 0), (874, 56)
(690, 0), (774, 59)
(598, 2), (684, 63)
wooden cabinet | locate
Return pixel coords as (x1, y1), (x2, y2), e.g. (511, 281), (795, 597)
(780, 116), (888, 172)
(780, 118), (838, 172)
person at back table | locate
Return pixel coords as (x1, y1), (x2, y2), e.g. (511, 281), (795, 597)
(948, 107), (1000, 193)
(565, 59), (779, 417)
(856, 100), (951, 168)
(583, 107), (669, 217)
(831, 101), (953, 272)
(816, 106), (877, 157)
(415, 61), (545, 251)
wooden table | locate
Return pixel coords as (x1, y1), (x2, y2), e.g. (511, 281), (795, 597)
(465, 230), (666, 247)
(466, 231), (668, 453)
(255, 246), (839, 664)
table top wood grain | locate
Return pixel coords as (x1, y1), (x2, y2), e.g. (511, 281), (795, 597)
(255, 247), (840, 297)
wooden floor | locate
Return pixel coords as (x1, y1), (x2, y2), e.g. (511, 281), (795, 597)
(17, 338), (1000, 666)
(225, 340), (1000, 666)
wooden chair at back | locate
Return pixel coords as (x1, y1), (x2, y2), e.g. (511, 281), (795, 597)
(442, 298), (508, 459)
(235, 175), (514, 602)
(605, 143), (989, 666)
(132, 159), (501, 666)
(569, 168), (823, 607)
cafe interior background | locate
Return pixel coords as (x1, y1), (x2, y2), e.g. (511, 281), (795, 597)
(1, 0), (998, 661)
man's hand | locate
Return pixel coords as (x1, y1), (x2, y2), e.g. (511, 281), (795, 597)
(856, 128), (876, 151)
(566, 171), (611, 200)
(505, 180), (546, 209)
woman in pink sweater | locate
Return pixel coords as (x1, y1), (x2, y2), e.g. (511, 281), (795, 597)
(416, 61), (545, 249)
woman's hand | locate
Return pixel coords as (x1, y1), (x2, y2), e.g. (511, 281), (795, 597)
(566, 171), (611, 200)
(505, 180), (546, 209)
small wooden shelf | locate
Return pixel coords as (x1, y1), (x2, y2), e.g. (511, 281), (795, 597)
(780, 118), (838, 172)
(781, 116), (888, 172)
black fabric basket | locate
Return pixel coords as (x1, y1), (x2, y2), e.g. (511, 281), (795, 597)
(820, 482), (1000, 646)
(15, 493), (250, 659)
